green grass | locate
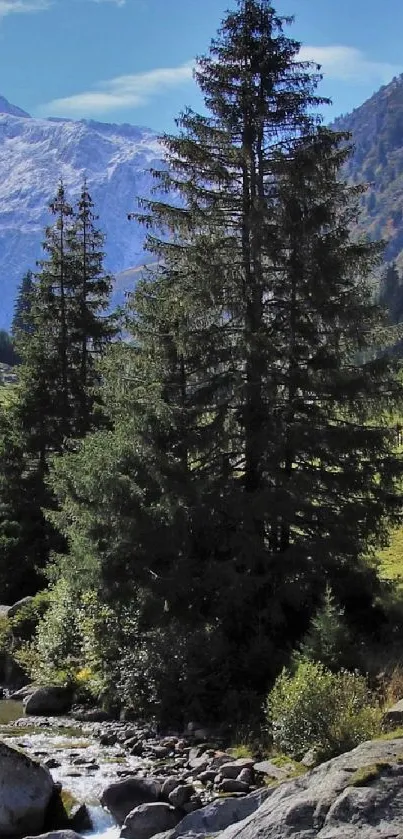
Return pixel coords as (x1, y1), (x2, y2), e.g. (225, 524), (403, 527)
(350, 762), (390, 787)
(377, 527), (403, 588)
(228, 744), (254, 759)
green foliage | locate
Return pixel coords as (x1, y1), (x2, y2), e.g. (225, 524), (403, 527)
(266, 660), (382, 762)
(0, 331), (17, 366)
(296, 586), (353, 672)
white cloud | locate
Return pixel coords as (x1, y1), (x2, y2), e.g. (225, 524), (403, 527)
(90, 0), (126, 6)
(0, 0), (51, 18)
(299, 45), (402, 85)
(41, 61), (195, 117)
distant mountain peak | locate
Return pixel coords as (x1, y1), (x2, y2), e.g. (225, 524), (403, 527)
(0, 95), (31, 118)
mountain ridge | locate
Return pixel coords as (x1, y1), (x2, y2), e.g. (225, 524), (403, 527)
(2, 76), (403, 329)
(0, 97), (163, 329)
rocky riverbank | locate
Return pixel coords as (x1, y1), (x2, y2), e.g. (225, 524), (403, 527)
(0, 701), (290, 839)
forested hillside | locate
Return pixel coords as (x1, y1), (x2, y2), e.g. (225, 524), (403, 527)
(334, 75), (403, 271)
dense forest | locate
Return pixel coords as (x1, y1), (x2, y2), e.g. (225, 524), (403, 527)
(1, 0), (403, 741)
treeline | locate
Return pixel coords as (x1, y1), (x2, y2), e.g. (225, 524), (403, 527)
(1, 0), (403, 726)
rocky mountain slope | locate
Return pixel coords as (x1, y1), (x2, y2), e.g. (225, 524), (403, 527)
(334, 74), (403, 272)
(0, 95), (163, 329)
(2, 74), (403, 330)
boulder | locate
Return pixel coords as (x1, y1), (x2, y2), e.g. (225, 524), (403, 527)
(9, 683), (36, 701)
(162, 778), (183, 799)
(382, 698), (403, 727)
(24, 686), (73, 716)
(121, 803), (181, 839)
(8, 596), (34, 618)
(0, 605), (10, 618)
(152, 789), (270, 839)
(218, 779), (250, 794)
(0, 741), (54, 837)
(214, 736), (403, 839)
(101, 777), (161, 824)
(168, 785), (195, 808)
(24, 833), (83, 839)
(219, 760), (254, 780)
(69, 804), (93, 833)
(253, 759), (288, 780)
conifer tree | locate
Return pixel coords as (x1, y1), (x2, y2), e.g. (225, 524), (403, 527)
(67, 183), (115, 436)
(47, 0), (403, 716)
(12, 270), (34, 338)
(127, 0), (403, 678)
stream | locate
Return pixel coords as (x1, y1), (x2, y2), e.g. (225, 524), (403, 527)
(0, 701), (131, 839)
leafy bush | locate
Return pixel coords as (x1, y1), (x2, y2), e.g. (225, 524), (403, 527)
(266, 659), (382, 762)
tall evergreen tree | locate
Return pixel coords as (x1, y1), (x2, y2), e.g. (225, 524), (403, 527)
(129, 0), (403, 674)
(12, 270), (34, 338)
(16, 182), (114, 461)
(48, 0), (403, 718)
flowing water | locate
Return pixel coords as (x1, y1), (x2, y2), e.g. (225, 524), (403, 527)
(0, 701), (134, 839)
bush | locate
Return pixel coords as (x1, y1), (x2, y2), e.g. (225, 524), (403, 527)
(266, 659), (382, 762)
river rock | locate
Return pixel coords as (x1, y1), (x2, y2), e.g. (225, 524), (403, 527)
(8, 596), (34, 618)
(24, 686), (73, 716)
(212, 736), (403, 839)
(162, 778), (183, 799)
(382, 697), (403, 727)
(218, 779), (250, 794)
(101, 777), (161, 824)
(168, 785), (195, 808)
(69, 804), (93, 832)
(121, 803), (181, 839)
(0, 741), (54, 837)
(152, 789), (270, 839)
(253, 759), (287, 780)
(24, 832), (84, 839)
(218, 760), (254, 780)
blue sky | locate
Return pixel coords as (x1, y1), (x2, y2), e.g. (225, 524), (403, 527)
(1, 0), (403, 131)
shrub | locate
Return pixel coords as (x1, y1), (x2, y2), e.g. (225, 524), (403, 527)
(266, 659), (382, 762)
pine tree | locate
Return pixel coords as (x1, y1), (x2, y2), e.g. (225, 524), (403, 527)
(16, 182), (114, 461)
(12, 270), (34, 338)
(128, 0), (403, 683)
(67, 183), (115, 437)
(46, 0), (403, 718)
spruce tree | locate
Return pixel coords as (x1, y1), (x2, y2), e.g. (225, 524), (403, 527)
(129, 0), (403, 682)
(16, 182), (114, 461)
(67, 183), (115, 437)
(47, 1), (403, 717)
(12, 270), (34, 338)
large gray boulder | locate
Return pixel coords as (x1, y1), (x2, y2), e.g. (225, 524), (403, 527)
(101, 777), (161, 824)
(153, 789), (271, 839)
(121, 803), (181, 839)
(214, 736), (403, 839)
(8, 596), (34, 619)
(24, 686), (73, 716)
(0, 741), (54, 837)
(24, 832), (83, 839)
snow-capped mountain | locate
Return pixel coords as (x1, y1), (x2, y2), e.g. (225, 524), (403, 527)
(0, 94), (164, 329)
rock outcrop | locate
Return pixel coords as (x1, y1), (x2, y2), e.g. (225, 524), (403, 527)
(0, 741), (54, 837)
(24, 686), (73, 716)
(204, 737), (403, 839)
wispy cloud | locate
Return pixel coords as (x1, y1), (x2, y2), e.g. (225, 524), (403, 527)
(89, 0), (126, 6)
(300, 45), (402, 85)
(40, 62), (195, 117)
(0, 0), (51, 18)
